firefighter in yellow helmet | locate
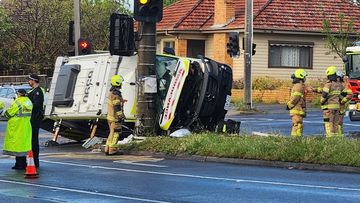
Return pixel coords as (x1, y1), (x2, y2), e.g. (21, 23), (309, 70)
(336, 70), (352, 136)
(287, 69), (307, 137)
(105, 75), (125, 155)
(320, 66), (342, 137)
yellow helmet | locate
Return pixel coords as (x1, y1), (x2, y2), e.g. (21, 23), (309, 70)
(111, 75), (123, 87)
(326, 66), (337, 76)
(294, 69), (307, 79)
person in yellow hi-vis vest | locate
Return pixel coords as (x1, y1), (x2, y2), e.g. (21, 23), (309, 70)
(0, 100), (4, 114)
(336, 70), (352, 136)
(287, 69), (308, 137)
(3, 89), (33, 170)
(105, 75), (125, 155)
(320, 66), (343, 137)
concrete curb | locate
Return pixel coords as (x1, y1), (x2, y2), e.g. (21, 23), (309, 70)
(124, 151), (360, 174)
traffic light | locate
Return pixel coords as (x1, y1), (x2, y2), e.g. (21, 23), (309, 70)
(109, 13), (135, 56)
(252, 43), (257, 56)
(78, 38), (92, 55)
(134, 0), (163, 23)
(226, 32), (240, 57)
(68, 21), (75, 46)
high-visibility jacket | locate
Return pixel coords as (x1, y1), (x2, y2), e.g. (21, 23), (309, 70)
(320, 81), (342, 110)
(0, 100), (3, 113)
(107, 87), (124, 122)
(287, 82), (306, 116)
(339, 83), (353, 115)
(3, 96), (33, 156)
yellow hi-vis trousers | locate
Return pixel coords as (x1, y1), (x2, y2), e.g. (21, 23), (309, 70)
(291, 115), (303, 137)
(338, 113), (345, 137)
(323, 109), (340, 137)
(105, 121), (122, 155)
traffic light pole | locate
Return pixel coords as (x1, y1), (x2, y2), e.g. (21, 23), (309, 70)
(136, 22), (157, 136)
(244, 0), (253, 110)
(74, 0), (81, 56)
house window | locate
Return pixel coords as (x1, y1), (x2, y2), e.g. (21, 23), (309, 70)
(268, 41), (313, 69)
(161, 40), (175, 54)
(163, 41), (175, 49)
(164, 41), (175, 49)
(187, 40), (205, 58)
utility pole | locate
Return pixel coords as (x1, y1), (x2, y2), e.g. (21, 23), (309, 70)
(244, 0), (253, 110)
(136, 22), (157, 135)
(74, 0), (81, 56)
(133, 0), (163, 136)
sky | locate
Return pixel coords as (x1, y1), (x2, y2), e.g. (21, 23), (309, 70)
(127, 0), (134, 10)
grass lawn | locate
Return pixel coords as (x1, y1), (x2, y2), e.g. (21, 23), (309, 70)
(121, 134), (360, 167)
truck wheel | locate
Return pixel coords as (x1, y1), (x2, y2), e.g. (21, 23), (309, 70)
(349, 111), (360, 121)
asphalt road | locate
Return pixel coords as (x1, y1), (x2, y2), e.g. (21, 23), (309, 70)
(0, 107), (360, 202)
(227, 108), (360, 137)
(0, 151), (360, 202)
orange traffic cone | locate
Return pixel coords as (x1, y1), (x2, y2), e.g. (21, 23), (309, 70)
(24, 151), (39, 179)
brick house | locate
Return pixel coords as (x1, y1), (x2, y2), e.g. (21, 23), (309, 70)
(156, 0), (360, 80)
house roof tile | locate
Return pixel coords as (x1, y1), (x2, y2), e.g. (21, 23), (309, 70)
(251, 0), (360, 32)
(157, 0), (360, 32)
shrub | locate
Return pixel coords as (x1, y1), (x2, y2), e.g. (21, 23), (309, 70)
(231, 98), (247, 111)
(307, 77), (327, 89)
(232, 77), (325, 91)
(252, 76), (286, 90)
(232, 79), (244, 89)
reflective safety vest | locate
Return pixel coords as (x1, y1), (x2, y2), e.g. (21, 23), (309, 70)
(320, 81), (342, 110)
(3, 96), (33, 156)
(287, 83), (306, 116)
(107, 87), (124, 122)
(0, 100), (3, 114)
(339, 84), (353, 115)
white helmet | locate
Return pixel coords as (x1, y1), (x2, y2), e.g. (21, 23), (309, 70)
(336, 70), (344, 78)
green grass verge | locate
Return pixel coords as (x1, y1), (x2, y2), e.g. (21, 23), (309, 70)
(121, 134), (360, 167)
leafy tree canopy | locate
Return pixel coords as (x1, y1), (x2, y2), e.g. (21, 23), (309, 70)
(0, 0), (130, 74)
(322, 13), (360, 58)
(164, 0), (177, 7)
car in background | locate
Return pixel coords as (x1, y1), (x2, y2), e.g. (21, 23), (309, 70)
(0, 85), (32, 115)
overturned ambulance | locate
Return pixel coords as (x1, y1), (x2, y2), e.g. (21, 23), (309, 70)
(41, 53), (233, 141)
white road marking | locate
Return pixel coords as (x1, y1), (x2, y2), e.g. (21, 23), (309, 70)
(0, 179), (168, 203)
(0, 155), (10, 158)
(114, 160), (167, 168)
(42, 160), (360, 192)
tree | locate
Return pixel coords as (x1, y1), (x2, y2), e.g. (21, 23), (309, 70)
(81, 0), (130, 51)
(0, 5), (14, 69)
(0, 0), (130, 74)
(322, 13), (360, 58)
(164, 0), (177, 7)
(0, 0), (73, 72)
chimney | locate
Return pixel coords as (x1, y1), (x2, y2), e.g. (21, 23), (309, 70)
(214, 0), (235, 26)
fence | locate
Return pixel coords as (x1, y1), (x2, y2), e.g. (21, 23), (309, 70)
(232, 89), (318, 104)
(0, 75), (51, 89)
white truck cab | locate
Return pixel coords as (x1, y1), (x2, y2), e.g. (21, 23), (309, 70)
(42, 53), (233, 141)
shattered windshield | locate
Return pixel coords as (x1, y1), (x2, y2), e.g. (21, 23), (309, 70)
(155, 55), (179, 119)
(348, 54), (360, 79)
(155, 55), (179, 99)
